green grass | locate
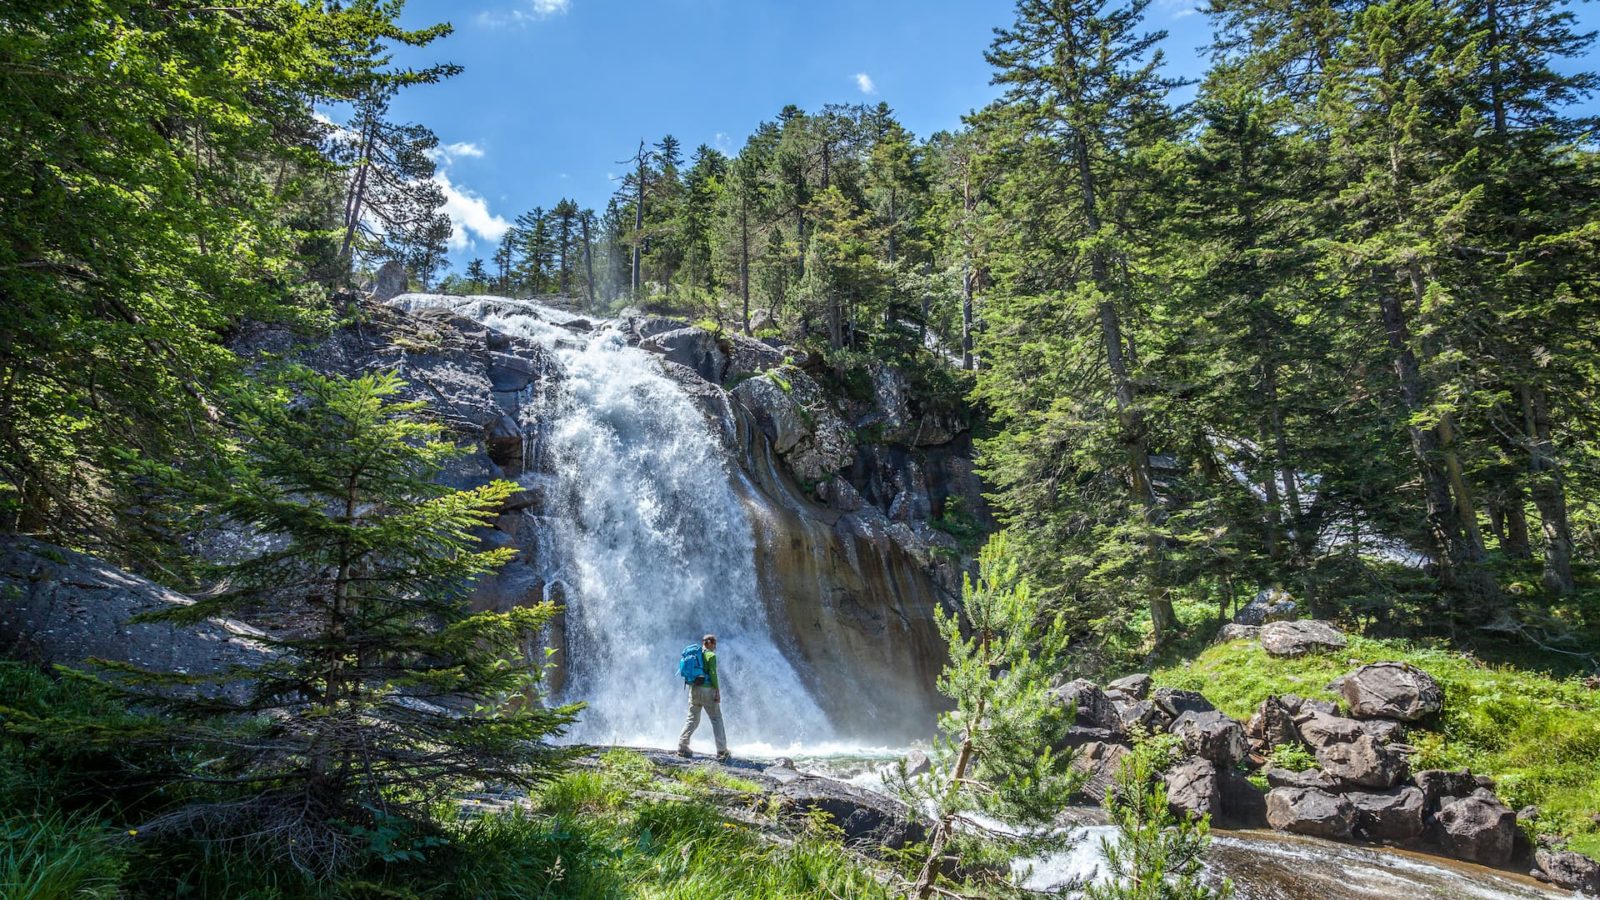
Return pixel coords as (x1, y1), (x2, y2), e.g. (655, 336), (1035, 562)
(1153, 634), (1600, 850)
(0, 809), (127, 900)
(0, 662), (891, 898)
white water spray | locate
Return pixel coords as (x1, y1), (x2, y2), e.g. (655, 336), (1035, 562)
(390, 295), (833, 752)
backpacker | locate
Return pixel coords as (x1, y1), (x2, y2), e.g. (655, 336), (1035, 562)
(677, 643), (707, 686)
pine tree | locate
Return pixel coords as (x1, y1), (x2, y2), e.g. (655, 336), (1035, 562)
(464, 258), (489, 291)
(0, 1), (456, 542)
(1085, 739), (1232, 900)
(337, 89), (454, 271)
(493, 231), (517, 294)
(897, 534), (1082, 899)
(110, 368), (581, 874)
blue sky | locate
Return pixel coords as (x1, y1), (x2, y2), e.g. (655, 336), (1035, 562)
(380, 0), (1599, 271)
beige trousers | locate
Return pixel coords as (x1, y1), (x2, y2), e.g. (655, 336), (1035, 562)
(677, 683), (727, 754)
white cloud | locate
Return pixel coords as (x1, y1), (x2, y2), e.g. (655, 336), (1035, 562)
(434, 171), (511, 252)
(1155, 0), (1198, 17)
(440, 141), (484, 159)
(312, 110), (358, 143)
(477, 0), (570, 26)
(854, 72), (876, 94)
(426, 141), (486, 165)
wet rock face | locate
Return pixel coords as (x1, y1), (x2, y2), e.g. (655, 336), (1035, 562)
(731, 368), (855, 485)
(1533, 848), (1600, 893)
(0, 537), (271, 702)
(1260, 619), (1348, 657)
(1266, 786), (1357, 839)
(1339, 662), (1443, 722)
(1348, 786), (1427, 843)
(1436, 794), (1518, 867)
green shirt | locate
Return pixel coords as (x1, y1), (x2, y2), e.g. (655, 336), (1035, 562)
(703, 650), (718, 689)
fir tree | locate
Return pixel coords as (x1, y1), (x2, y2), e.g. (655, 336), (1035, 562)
(974, 0), (1187, 644)
(109, 368), (581, 874)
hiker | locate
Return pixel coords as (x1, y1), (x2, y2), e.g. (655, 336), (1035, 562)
(676, 633), (729, 761)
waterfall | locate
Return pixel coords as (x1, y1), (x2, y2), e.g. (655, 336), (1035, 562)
(390, 295), (834, 751)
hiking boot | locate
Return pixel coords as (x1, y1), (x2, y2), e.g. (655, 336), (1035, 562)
(716, 751), (732, 763)
(675, 748), (692, 759)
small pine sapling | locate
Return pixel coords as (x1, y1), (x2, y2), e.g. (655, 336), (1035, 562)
(897, 533), (1084, 898)
(1086, 733), (1232, 900)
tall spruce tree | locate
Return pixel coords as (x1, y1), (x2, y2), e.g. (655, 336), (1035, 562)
(974, 0), (1187, 644)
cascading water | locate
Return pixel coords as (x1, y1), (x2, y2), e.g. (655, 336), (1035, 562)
(391, 295), (833, 752)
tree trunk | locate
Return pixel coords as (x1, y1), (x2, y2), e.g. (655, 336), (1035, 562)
(739, 198), (751, 335)
(961, 177), (976, 371)
(1072, 123), (1168, 640)
(1261, 420), (1284, 561)
(581, 216), (597, 308)
(914, 699), (983, 900)
(631, 142), (645, 300)
(1522, 385), (1575, 594)
(338, 123), (374, 265)
(1486, 489), (1532, 558)
(1378, 292), (1482, 589)
(1486, 0), (1507, 137)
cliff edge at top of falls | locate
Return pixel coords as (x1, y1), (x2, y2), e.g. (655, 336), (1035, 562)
(225, 294), (990, 740)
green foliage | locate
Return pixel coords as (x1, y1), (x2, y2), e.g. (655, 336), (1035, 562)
(1267, 743), (1319, 774)
(897, 533), (1084, 898)
(1085, 736), (1232, 900)
(88, 368), (581, 875)
(931, 495), (984, 551)
(1155, 635), (1600, 848)
(0, 0), (456, 547)
(0, 675), (888, 898)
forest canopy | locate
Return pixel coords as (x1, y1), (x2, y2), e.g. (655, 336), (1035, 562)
(4, 0), (1598, 661)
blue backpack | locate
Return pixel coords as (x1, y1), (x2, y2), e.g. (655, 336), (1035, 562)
(678, 644), (707, 685)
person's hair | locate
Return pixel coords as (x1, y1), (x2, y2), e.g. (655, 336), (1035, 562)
(702, 634), (717, 646)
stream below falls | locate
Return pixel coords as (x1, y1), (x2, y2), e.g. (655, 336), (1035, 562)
(802, 754), (1567, 899)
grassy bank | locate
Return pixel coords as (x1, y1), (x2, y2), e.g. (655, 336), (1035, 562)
(0, 664), (889, 899)
(1152, 634), (1600, 857)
